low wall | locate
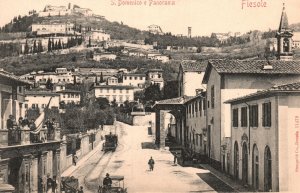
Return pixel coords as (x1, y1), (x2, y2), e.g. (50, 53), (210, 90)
(132, 112), (155, 126)
(60, 128), (105, 173)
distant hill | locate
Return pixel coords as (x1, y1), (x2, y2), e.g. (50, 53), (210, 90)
(290, 22), (300, 32)
(0, 14), (148, 40)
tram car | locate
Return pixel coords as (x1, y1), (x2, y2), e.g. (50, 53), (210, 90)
(61, 176), (79, 193)
(102, 133), (118, 152)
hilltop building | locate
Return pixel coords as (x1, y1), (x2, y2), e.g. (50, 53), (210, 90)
(148, 25), (164, 35)
(31, 22), (75, 35)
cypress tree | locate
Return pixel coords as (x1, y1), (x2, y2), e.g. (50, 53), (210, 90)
(48, 38), (51, 52)
(33, 40), (37, 53)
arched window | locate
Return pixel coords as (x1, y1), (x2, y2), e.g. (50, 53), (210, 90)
(252, 144), (259, 190)
(264, 146), (272, 191)
(242, 142), (248, 184)
(234, 141), (239, 179)
(283, 38), (289, 52)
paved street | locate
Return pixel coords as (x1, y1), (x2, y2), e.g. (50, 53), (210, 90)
(63, 122), (235, 193)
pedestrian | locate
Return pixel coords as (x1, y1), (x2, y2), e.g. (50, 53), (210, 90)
(148, 156), (155, 171)
(103, 173), (112, 190)
(52, 176), (57, 193)
(46, 174), (53, 193)
(72, 153), (78, 166)
(22, 115), (30, 127)
(174, 152), (178, 164)
(78, 186), (84, 193)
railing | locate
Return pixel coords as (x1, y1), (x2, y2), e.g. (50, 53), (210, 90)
(8, 126), (21, 145)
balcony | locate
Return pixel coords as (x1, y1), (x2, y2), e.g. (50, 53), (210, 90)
(0, 123), (61, 147)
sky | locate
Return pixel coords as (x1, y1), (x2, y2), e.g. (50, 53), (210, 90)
(0, 0), (299, 36)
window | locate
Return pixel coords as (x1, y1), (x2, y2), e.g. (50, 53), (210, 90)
(232, 108), (239, 127)
(124, 76), (127, 80)
(199, 100), (202, 117)
(262, 102), (271, 127)
(120, 89), (123, 94)
(249, 105), (258, 127)
(195, 101), (198, 117)
(25, 104), (28, 109)
(18, 86), (22, 93)
(126, 89), (129, 94)
(241, 107), (248, 127)
(113, 89), (116, 93)
(134, 77), (137, 80)
(140, 77), (143, 80)
(200, 134), (203, 147)
(129, 77), (132, 80)
(211, 86), (215, 109)
(192, 103), (194, 117)
(107, 88), (109, 93)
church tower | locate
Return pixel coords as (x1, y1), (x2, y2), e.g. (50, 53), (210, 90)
(276, 3), (293, 61)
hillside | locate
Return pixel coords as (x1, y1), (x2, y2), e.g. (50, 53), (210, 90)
(0, 14), (148, 40)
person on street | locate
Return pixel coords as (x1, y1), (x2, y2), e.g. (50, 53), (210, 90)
(174, 152), (178, 164)
(78, 186), (84, 193)
(52, 176), (57, 193)
(46, 174), (53, 193)
(148, 156), (155, 171)
(103, 173), (112, 190)
(72, 153), (78, 166)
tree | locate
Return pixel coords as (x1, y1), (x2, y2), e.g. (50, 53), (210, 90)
(33, 40), (37, 53)
(24, 40), (29, 54)
(100, 72), (104, 83)
(95, 97), (110, 109)
(46, 78), (54, 90)
(144, 84), (162, 102)
(51, 38), (55, 50)
(48, 38), (51, 52)
(38, 40), (43, 52)
(58, 39), (62, 49)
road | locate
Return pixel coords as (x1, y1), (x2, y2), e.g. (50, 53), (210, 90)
(66, 122), (234, 193)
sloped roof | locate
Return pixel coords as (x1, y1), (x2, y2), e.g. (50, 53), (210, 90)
(225, 82), (300, 103)
(154, 96), (195, 106)
(56, 89), (81, 93)
(208, 59), (300, 74)
(278, 4), (289, 31)
(180, 60), (207, 72)
(0, 69), (32, 85)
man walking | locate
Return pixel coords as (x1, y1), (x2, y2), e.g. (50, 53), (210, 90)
(174, 152), (178, 164)
(148, 156), (155, 171)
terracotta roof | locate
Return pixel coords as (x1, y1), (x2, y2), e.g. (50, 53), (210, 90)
(208, 59), (300, 74)
(56, 89), (81, 93)
(180, 60), (207, 72)
(225, 82), (300, 103)
(25, 90), (59, 96)
(154, 96), (195, 106)
(0, 69), (32, 85)
(91, 84), (134, 90)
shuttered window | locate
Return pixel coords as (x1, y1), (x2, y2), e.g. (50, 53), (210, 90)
(262, 102), (271, 127)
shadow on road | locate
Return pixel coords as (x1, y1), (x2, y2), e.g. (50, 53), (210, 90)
(196, 173), (236, 193)
(141, 142), (157, 149)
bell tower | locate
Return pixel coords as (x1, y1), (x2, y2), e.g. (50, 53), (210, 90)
(276, 3), (293, 61)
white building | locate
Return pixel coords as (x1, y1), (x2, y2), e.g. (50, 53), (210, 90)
(89, 84), (134, 105)
(93, 53), (117, 61)
(57, 89), (81, 105)
(178, 60), (207, 97)
(148, 25), (164, 35)
(31, 23), (74, 35)
(226, 82), (300, 192)
(122, 74), (146, 88)
(148, 54), (169, 63)
(33, 68), (74, 85)
(25, 91), (60, 111)
(146, 69), (164, 90)
(292, 32), (300, 49)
